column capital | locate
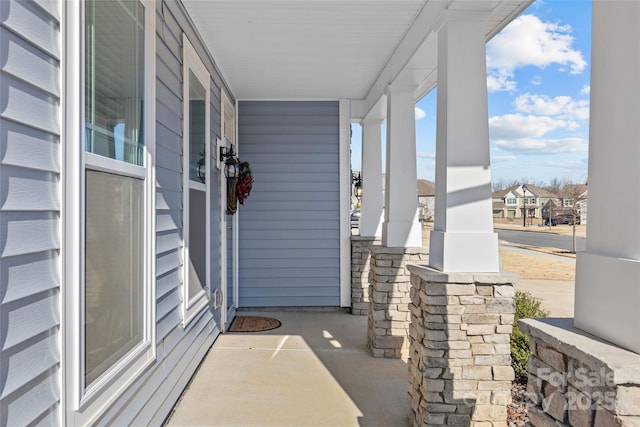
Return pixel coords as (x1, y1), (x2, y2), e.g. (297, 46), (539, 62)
(435, 9), (491, 32)
(384, 83), (418, 97)
(361, 117), (384, 126)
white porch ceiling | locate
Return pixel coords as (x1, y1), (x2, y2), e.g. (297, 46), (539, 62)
(183, 0), (531, 117)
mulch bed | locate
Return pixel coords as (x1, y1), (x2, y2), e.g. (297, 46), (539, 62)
(508, 378), (530, 426)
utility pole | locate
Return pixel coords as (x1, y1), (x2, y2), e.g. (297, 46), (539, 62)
(522, 184), (529, 227)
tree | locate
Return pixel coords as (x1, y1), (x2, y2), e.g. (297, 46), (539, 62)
(544, 177), (563, 195)
(559, 182), (588, 253)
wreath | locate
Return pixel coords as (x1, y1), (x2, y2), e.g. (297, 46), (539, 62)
(236, 161), (254, 205)
(226, 160), (253, 215)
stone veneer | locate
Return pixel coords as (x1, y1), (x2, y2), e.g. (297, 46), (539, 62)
(367, 246), (429, 359)
(519, 318), (640, 427)
(407, 265), (517, 427)
(350, 236), (381, 315)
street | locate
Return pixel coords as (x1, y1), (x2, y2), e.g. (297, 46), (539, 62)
(496, 229), (586, 252)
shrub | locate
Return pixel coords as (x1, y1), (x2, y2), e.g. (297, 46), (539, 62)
(511, 291), (549, 382)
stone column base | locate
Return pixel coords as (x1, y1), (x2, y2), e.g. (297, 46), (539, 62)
(351, 236), (381, 315)
(520, 318), (640, 426)
(367, 246), (428, 358)
(407, 265), (518, 426)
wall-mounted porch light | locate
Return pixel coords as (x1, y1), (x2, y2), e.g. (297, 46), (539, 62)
(353, 172), (363, 200)
(196, 154), (206, 183)
(220, 145), (239, 179)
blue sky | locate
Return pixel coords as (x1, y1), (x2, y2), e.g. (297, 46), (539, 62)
(352, 0), (592, 186)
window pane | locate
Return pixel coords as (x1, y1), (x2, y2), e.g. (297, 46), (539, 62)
(189, 71), (207, 182)
(188, 189), (207, 300)
(85, 170), (143, 387)
(85, 0), (145, 165)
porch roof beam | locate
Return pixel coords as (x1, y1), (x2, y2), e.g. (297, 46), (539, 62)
(352, 0), (533, 121)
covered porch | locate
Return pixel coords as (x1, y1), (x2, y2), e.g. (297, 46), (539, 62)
(165, 310), (408, 426)
(183, 0), (640, 425)
(5, 0), (640, 424)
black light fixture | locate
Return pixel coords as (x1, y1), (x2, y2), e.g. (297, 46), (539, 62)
(522, 184), (529, 227)
(220, 145), (239, 179)
(196, 153), (206, 183)
(353, 173), (363, 200)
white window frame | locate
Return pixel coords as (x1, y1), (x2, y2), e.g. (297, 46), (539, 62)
(182, 34), (211, 326)
(62, 0), (156, 424)
(506, 197), (517, 205)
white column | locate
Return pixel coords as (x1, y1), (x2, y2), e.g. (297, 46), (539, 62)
(339, 99), (352, 307)
(359, 118), (384, 237)
(574, 2), (640, 353)
(382, 85), (422, 248)
(428, 13), (499, 273)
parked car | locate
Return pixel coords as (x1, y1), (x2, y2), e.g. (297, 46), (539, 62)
(350, 209), (361, 228)
(545, 215), (579, 226)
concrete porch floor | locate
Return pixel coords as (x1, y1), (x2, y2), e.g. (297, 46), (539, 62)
(165, 310), (409, 427)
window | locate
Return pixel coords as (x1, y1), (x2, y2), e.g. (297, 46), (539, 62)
(85, 170), (144, 385)
(564, 199), (574, 207)
(506, 197), (517, 205)
(66, 0), (156, 419)
(182, 35), (211, 325)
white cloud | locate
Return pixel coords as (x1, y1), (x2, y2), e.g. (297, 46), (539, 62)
(492, 137), (587, 154)
(415, 107), (426, 120)
(487, 73), (517, 92)
(417, 151), (435, 159)
(530, 75), (543, 86)
(544, 158), (589, 169)
(489, 114), (578, 140)
(492, 155), (517, 163)
(515, 93), (590, 121)
(580, 85), (591, 95)
(490, 112), (587, 156)
(486, 14), (587, 92)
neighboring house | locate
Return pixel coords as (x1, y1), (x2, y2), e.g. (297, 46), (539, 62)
(492, 187), (518, 219)
(492, 184), (558, 222)
(380, 175), (435, 221)
(0, 0), (533, 424)
(557, 184), (588, 225)
(417, 179), (435, 221)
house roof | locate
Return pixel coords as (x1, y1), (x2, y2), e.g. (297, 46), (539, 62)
(492, 184), (558, 199)
(182, 0), (532, 118)
(492, 187), (514, 198)
(521, 184), (557, 198)
(417, 179), (435, 196)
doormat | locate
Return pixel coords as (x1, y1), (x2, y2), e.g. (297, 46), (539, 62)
(229, 316), (282, 332)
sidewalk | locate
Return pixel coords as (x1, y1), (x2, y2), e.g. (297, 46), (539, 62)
(494, 222), (586, 238)
(500, 243), (576, 317)
(516, 279), (575, 317)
